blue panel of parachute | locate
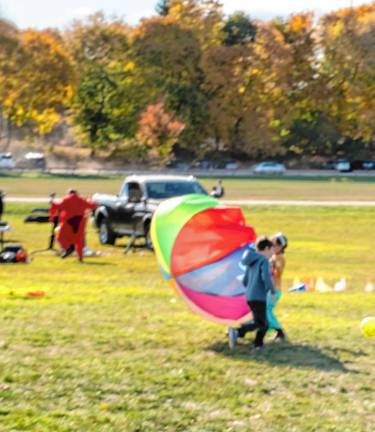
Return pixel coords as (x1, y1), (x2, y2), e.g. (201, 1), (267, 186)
(175, 245), (249, 297)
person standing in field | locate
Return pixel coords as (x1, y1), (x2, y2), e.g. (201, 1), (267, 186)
(228, 234), (288, 348)
(268, 233), (288, 341)
(0, 191), (4, 221)
(50, 189), (96, 262)
(228, 237), (276, 352)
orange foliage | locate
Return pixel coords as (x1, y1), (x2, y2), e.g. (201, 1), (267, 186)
(137, 102), (185, 157)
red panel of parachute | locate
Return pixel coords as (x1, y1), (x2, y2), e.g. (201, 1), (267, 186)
(171, 207), (256, 277)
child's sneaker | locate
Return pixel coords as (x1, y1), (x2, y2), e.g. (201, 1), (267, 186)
(252, 345), (265, 354)
(228, 327), (238, 349)
(273, 329), (287, 342)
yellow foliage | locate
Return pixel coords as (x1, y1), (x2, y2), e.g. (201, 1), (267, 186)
(0, 27), (74, 135)
(65, 85), (74, 102)
(33, 109), (61, 134)
(288, 14), (311, 33)
(124, 61), (135, 72)
(329, 20), (344, 39)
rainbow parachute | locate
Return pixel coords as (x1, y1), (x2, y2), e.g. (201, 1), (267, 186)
(151, 194), (257, 325)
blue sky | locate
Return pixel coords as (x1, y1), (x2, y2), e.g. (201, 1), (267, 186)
(0, 1), (368, 29)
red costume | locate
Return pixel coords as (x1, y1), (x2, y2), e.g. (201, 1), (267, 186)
(50, 192), (97, 260)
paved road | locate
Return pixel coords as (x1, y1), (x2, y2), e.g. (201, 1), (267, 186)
(223, 199), (375, 207)
(8, 167), (375, 177)
(6, 197), (375, 206)
(7, 197), (51, 203)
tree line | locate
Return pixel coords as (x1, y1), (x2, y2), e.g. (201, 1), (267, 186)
(0, 0), (374, 162)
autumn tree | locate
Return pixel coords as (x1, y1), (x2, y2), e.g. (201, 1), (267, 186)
(0, 27), (74, 143)
(137, 101), (184, 158)
(201, 21), (293, 157)
(319, 4), (375, 153)
(268, 13), (333, 156)
(132, 16), (209, 154)
(0, 18), (19, 146)
(66, 13), (149, 154)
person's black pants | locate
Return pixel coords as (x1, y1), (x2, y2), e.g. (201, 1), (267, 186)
(238, 301), (268, 347)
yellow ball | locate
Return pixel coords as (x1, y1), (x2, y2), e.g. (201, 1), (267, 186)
(360, 316), (375, 338)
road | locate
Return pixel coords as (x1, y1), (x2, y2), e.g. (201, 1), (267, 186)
(7, 167), (375, 177)
(6, 197), (375, 206)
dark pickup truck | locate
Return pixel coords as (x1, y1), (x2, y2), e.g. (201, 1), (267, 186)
(92, 174), (207, 247)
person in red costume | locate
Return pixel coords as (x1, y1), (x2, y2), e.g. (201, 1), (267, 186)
(50, 189), (97, 262)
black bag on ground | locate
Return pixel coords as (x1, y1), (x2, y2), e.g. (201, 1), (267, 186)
(24, 208), (50, 223)
(0, 245), (28, 263)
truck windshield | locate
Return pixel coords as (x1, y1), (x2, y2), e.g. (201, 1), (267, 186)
(146, 181), (206, 199)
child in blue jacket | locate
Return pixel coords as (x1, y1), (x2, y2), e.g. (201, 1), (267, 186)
(229, 237), (276, 351)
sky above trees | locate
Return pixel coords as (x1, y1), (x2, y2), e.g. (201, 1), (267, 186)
(0, 0), (369, 29)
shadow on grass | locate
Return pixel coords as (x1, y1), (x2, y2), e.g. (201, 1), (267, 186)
(199, 174), (375, 183)
(46, 172), (119, 180)
(209, 340), (360, 373)
(114, 242), (153, 254)
(2, 239), (22, 244)
(0, 171), (119, 180)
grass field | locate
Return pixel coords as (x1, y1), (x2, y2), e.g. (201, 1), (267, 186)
(0, 203), (373, 431)
(1, 171), (375, 201)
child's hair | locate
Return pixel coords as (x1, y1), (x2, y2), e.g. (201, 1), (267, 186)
(272, 232), (288, 252)
(256, 236), (274, 251)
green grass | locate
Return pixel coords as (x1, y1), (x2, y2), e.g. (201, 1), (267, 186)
(1, 172), (375, 201)
(0, 203), (373, 431)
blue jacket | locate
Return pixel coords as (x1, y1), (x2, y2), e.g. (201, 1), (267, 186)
(242, 249), (276, 302)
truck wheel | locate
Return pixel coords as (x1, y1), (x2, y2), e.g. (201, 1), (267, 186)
(144, 222), (153, 251)
(99, 219), (116, 245)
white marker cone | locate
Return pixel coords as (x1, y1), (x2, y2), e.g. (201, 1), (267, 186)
(315, 277), (332, 292)
(364, 282), (374, 293)
(334, 278), (346, 292)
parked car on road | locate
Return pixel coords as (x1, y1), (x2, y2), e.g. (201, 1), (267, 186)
(166, 159), (191, 169)
(351, 160), (375, 171)
(217, 160), (239, 170)
(0, 153), (15, 169)
(92, 174), (207, 247)
(23, 152), (46, 170)
(321, 160), (337, 170)
(334, 160), (352, 172)
(362, 160), (375, 170)
(253, 161), (286, 175)
(193, 159), (217, 169)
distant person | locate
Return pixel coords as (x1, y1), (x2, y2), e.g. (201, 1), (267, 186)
(50, 189), (97, 262)
(210, 180), (224, 198)
(228, 237), (276, 352)
(0, 191), (4, 221)
(48, 193), (58, 250)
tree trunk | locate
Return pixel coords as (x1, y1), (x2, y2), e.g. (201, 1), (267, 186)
(4, 117), (12, 151)
(214, 133), (220, 152)
(0, 111), (4, 148)
(231, 116), (243, 150)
